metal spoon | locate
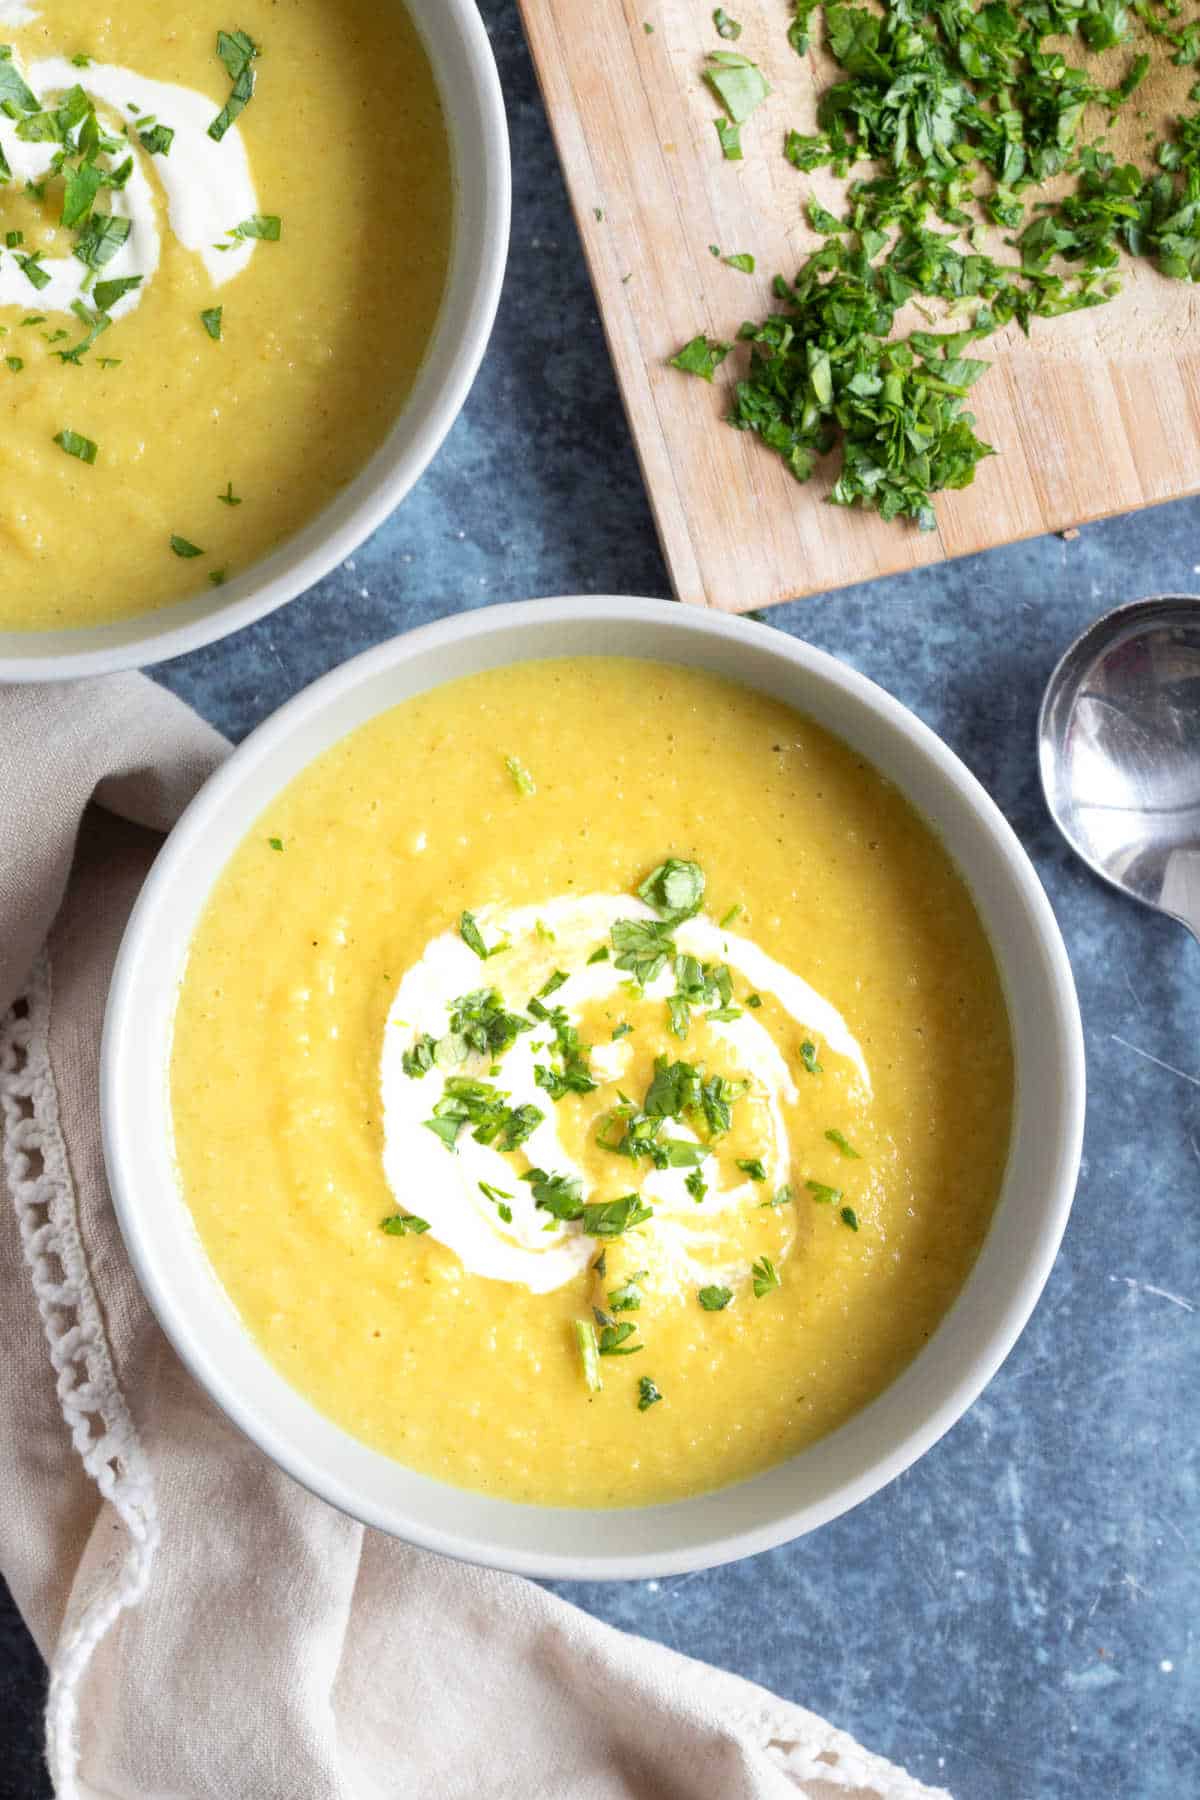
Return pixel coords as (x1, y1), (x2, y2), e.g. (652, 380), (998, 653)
(1038, 595), (1200, 944)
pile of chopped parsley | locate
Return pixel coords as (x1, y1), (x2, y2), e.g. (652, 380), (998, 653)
(673, 0), (1200, 529)
(383, 846), (868, 1407)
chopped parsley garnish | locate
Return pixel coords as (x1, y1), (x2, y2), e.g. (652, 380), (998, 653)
(93, 275), (142, 310)
(719, 903), (742, 927)
(138, 122), (174, 156)
(736, 1157), (767, 1180)
(698, 1284), (733, 1310)
(14, 252), (50, 290)
(637, 1375), (663, 1410)
(459, 909), (508, 960)
(825, 1128), (860, 1158)
(611, 915), (676, 985)
(522, 1167), (583, 1220)
(379, 1212), (430, 1236)
(504, 753), (536, 795)
(714, 118), (742, 159)
(840, 1206), (860, 1232)
(598, 1321), (642, 1356)
(723, 252), (755, 273)
(582, 1194), (654, 1237)
(587, 945), (609, 964)
(5, 230), (22, 247)
(752, 1254), (781, 1296)
(53, 428), (97, 464)
(209, 29), (260, 143)
(201, 307), (223, 341)
(267, 835), (284, 851)
(478, 1180), (514, 1224)
(638, 857), (705, 924)
(426, 1077), (542, 1153)
(763, 1182), (794, 1208)
(669, 953), (733, 1037)
(608, 1269), (647, 1312)
(170, 535), (203, 558)
(230, 213), (281, 240)
(218, 481), (242, 505)
(806, 1179), (843, 1204)
(532, 1001), (597, 1100)
(5, 355), (22, 372)
(611, 1021), (633, 1039)
(574, 1319), (602, 1391)
(685, 1168), (708, 1202)
(746, 993), (762, 1008)
(713, 8), (742, 39)
(74, 214), (131, 270)
(799, 1041), (822, 1075)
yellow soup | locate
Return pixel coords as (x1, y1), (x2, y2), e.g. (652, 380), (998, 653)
(0, 1), (450, 629)
(171, 660), (1014, 1508)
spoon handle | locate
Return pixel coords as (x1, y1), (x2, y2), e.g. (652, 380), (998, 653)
(1161, 849), (1200, 945)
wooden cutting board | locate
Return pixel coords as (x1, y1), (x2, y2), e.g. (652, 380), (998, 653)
(516, 0), (1200, 610)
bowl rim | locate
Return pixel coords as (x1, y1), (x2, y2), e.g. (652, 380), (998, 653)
(0, 0), (511, 682)
(102, 596), (1087, 1578)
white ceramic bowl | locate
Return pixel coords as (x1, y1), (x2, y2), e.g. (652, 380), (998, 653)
(102, 597), (1085, 1578)
(0, 0), (510, 683)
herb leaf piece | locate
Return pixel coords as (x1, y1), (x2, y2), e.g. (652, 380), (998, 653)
(698, 1284), (733, 1311)
(637, 857), (705, 924)
(53, 429), (98, 464)
(200, 306), (223, 340)
(380, 1212), (430, 1236)
(170, 535), (203, 558)
(575, 1319), (602, 1391)
(637, 1375), (663, 1411)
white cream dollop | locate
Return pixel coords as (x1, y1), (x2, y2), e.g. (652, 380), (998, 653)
(380, 895), (869, 1295)
(0, 52), (258, 318)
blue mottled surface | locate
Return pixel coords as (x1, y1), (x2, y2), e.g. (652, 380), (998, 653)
(2, 5), (1198, 1796)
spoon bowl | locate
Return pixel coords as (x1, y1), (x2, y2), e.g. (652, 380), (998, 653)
(1039, 595), (1200, 941)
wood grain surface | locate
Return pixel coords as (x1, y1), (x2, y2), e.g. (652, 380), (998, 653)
(516, 0), (1200, 609)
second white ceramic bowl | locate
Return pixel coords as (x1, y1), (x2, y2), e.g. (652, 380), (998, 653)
(0, 0), (510, 682)
(102, 597), (1086, 1577)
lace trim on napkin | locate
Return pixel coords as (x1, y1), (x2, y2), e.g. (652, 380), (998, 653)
(0, 952), (160, 1800)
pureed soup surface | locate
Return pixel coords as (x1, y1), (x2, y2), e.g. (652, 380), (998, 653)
(0, 1), (450, 630)
(171, 660), (1014, 1508)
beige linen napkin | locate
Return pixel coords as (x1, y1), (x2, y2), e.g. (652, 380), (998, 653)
(0, 674), (950, 1800)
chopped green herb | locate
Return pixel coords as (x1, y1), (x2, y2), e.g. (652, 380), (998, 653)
(611, 915), (676, 985)
(719, 904), (742, 927)
(14, 253), (50, 291)
(478, 1180), (514, 1224)
(5, 230), (22, 247)
(736, 1157), (767, 1181)
(594, 206), (605, 221)
(379, 1212), (430, 1236)
(587, 945), (609, 964)
(582, 1194), (653, 1238)
(218, 481), (242, 505)
(53, 428), (98, 464)
(825, 1129), (860, 1159)
(611, 1021), (632, 1039)
(230, 213), (280, 240)
(637, 1375), (663, 1410)
(574, 1319), (602, 1391)
(638, 857), (705, 924)
(685, 1168), (708, 1203)
(608, 1270), (648, 1312)
(723, 252), (755, 273)
(714, 117), (742, 159)
(267, 836), (284, 851)
(703, 49), (770, 126)
(806, 1179), (842, 1205)
(713, 8), (742, 39)
(698, 1284), (733, 1311)
(170, 534), (203, 558)
(799, 1041), (822, 1075)
(70, 52), (92, 68)
(504, 753), (536, 795)
(840, 1205), (860, 1232)
(93, 275), (142, 310)
(138, 122), (174, 155)
(209, 569), (227, 586)
(598, 1320), (642, 1356)
(459, 910), (508, 960)
(5, 355), (22, 372)
(746, 993), (762, 1008)
(200, 306), (223, 341)
(209, 29), (260, 143)
(752, 1254), (781, 1296)
(74, 214), (131, 271)
(763, 1182), (794, 1208)
(670, 334), (730, 381)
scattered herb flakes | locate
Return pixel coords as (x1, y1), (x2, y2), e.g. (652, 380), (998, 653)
(459, 909), (508, 960)
(746, 993), (762, 1008)
(4, 229), (22, 247)
(840, 1205), (860, 1232)
(218, 481), (242, 505)
(638, 857), (705, 923)
(715, 118), (743, 158)
(267, 836), (284, 851)
(478, 1180), (514, 1224)
(594, 205), (605, 221)
(201, 306), (223, 340)
(698, 1284), (733, 1310)
(719, 903), (742, 926)
(138, 122), (174, 155)
(93, 275), (142, 310)
(612, 1020), (633, 1039)
(723, 252), (756, 272)
(685, 1168), (708, 1202)
(608, 1270), (647, 1312)
(504, 753), (536, 795)
(637, 1375), (663, 1410)
(170, 534), (203, 558)
(825, 1128), (860, 1158)
(379, 1212), (430, 1236)
(209, 569), (227, 586)
(53, 428), (98, 464)
(752, 1254), (781, 1296)
(14, 253), (50, 291)
(763, 1182), (794, 1208)
(713, 8), (742, 40)
(736, 1157), (767, 1180)
(5, 355), (22, 372)
(598, 1320), (642, 1356)
(587, 945), (609, 964)
(799, 1040), (822, 1075)
(231, 213), (280, 240)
